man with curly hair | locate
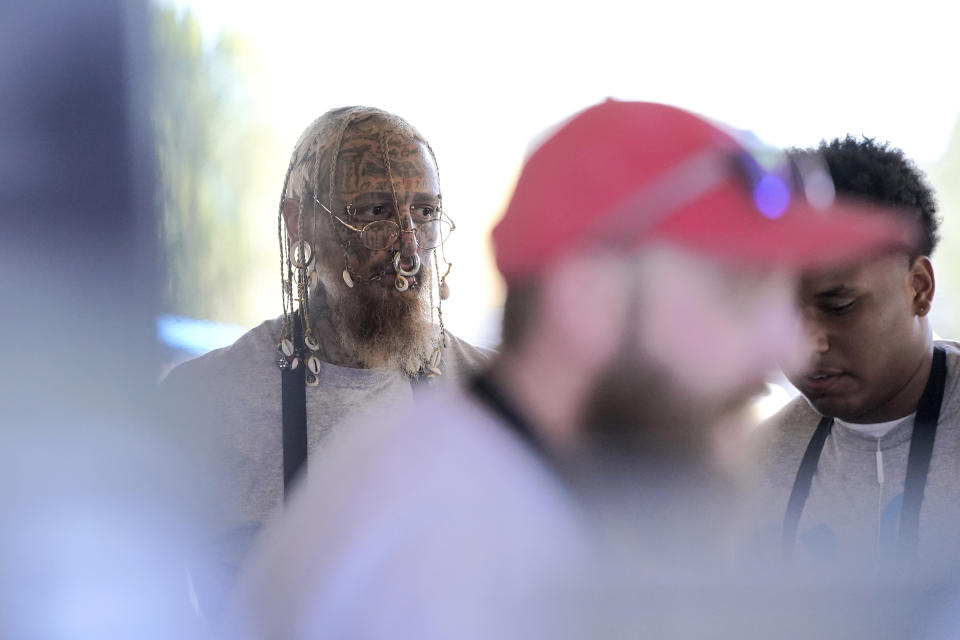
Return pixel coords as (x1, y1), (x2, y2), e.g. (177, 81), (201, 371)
(750, 136), (959, 563)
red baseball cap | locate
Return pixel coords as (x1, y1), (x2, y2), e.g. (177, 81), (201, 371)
(492, 100), (917, 282)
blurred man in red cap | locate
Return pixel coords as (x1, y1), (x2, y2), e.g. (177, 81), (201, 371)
(225, 100), (915, 639)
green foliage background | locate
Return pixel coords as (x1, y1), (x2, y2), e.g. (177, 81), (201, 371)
(152, 5), (282, 326)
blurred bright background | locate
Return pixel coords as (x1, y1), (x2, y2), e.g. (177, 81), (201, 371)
(153, 0), (960, 410)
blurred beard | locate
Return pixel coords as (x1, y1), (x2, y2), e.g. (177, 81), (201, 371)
(582, 354), (714, 472)
(575, 354), (747, 568)
(315, 262), (434, 376)
(579, 327), (753, 477)
(576, 347), (741, 551)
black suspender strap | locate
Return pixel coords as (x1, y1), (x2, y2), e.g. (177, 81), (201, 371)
(470, 373), (543, 455)
(782, 415), (834, 559)
(898, 346), (947, 557)
(279, 326), (438, 499)
(469, 373), (570, 487)
(281, 315), (308, 499)
(782, 346), (947, 558)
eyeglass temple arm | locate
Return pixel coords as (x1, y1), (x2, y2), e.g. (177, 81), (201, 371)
(333, 216), (364, 233)
(312, 196), (360, 231)
(312, 196), (334, 215)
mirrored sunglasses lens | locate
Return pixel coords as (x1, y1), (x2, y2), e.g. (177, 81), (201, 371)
(361, 221), (400, 250)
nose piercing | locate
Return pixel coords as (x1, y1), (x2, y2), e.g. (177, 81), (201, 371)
(394, 252), (421, 277)
(393, 252), (421, 291)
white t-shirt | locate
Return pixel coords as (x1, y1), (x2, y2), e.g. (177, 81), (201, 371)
(835, 414), (915, 439)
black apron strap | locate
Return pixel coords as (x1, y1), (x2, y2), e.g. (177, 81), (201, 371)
(898, 345), (947, 557)
(281, 315), (307, 499)
(782, 415), (833, 559)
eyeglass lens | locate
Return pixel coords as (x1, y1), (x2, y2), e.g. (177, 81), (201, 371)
(360, 219), (452, 250)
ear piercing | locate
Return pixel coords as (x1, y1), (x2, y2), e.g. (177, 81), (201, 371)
(291, 240), (313, 269)
(276, 201), (322, 377)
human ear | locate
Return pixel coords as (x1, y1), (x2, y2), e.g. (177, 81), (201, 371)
(908, 255), (935, 316)
(281, 198), (302, 241)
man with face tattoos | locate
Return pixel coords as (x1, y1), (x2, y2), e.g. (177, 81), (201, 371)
(161, 107), (490, 613)
(750, 137), (959, 565)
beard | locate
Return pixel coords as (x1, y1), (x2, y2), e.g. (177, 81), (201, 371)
(578, 323), (753, 477)
(313, 258), (435, 376)
(574, 343), (742, 556)
(582, 354), (715, 471)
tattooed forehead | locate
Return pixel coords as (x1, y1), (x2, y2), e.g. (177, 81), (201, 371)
(335, 131), (437, 196)
(345, 112), (416, 138)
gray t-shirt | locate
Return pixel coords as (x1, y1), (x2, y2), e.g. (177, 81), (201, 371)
(748, 340), (960, 565)
(161, 317), (492, 606)
(225, 386), (590, 640)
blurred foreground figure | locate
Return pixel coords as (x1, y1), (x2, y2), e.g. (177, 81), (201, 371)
(226, 101), (913, 638)
(751, 137), (958, 563)
(162, 107), (489, 610)
(1, 1), (209, 637)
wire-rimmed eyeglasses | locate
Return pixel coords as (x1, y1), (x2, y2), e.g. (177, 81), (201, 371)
(315, 197), (456, 251)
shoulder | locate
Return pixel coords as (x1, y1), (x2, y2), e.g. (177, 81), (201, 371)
(937, 339), (960, 383)
(297, 387), (574, 537)
(239, 388), (578, 601)
(161, 318), (281, 390)
(936, 339), (960, 420)
(230, 386), (581, 637)
(438, 331), (496, 381)
(742, 395), (822, 541)
(749, 395), (821, 475)
(755, 394), (820, 438)
(158, 318), (283, 431)
(324, 389), (542, 487)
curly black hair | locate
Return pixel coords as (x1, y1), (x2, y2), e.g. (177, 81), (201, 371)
(814, 136), (940, 256)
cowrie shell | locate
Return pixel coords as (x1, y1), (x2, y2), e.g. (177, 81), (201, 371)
(289, 356), (300, 370)
(439, 280), (450, 300)
(342, 269), (354, 288)
(305, 373), (319, 387)
(304, 334), (320, 351)
(307, 355), (321, 374)
(281, 339), (294, 357)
